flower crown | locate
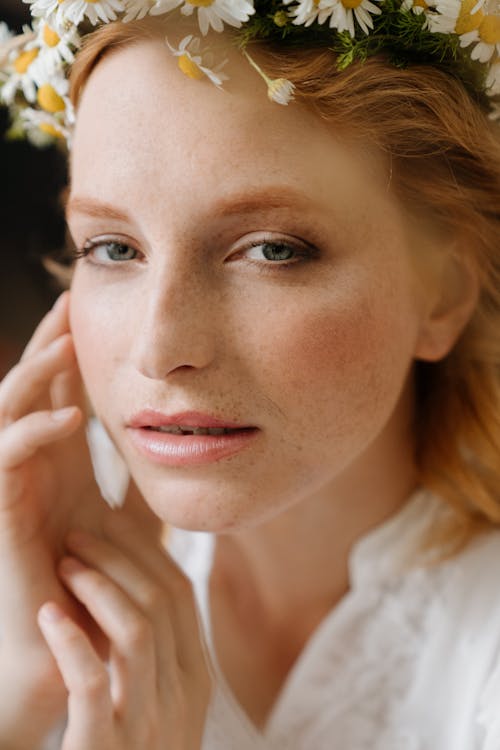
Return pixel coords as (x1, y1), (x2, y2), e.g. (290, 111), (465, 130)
(0, 0), (498, 145)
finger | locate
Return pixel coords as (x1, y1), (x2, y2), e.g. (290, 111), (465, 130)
(58, 556), (159, 710)
(38, 602), (115, 749)
(67, 522), (205, 676)
(0, 334), (76, 427)
(51, 362), (88, 414)
(0, 407), (81, 475)
(103, 514), (208, 672)
(21, 291), (70, 361)
(64, 531), (178, 674)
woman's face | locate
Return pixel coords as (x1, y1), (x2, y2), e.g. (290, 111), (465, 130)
(68, 37), (434, 532)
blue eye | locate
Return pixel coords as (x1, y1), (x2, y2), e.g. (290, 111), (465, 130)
(244, 241), (301, 263)
(75, 240), (138, 263)
(98, 242), (137, 262)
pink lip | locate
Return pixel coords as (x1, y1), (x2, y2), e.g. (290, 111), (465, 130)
(127, 410), (251, 430)
(125, 410), (259, 467)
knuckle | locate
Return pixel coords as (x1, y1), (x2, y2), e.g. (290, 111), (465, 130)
(76, 669), (109, 700)
(140, 583), (164, 613)
(121, 616), (152, 650)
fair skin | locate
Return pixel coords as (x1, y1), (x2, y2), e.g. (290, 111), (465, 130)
(68, 38), (476, 728)
(0, 31), (477, 749)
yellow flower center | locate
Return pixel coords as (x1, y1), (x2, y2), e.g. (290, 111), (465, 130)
(455, 0), (484, 35)
(37, 84), (66, 113)
(413, 0), (428, 8)
(178, 55), (205, 80)
(478, 14), (500, 44)
(188, 0), (215, 6)
(43, 25), (60, 47)
(14, 48), (39, 74)
(341, 0), (363, 7)
(40, 122), (64, 138)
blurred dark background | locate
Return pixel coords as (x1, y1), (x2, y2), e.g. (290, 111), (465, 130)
(1, 0), (29, 31)
(1, 0), (68, 376)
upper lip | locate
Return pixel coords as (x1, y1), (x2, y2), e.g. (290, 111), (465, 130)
(127, 409), (254, 429)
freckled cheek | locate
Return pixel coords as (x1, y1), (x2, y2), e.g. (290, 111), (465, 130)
(250, 299), (411, 432)
(69, 289), (126, 404)
(259, 307), (378, 390)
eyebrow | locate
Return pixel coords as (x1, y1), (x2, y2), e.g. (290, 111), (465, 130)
(209, 187), (316, 217)
(66, 197), (131, 223)
(66, 186), (315, 223)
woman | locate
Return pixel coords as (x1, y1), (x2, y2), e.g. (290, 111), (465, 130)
(0, 3), (499, 748)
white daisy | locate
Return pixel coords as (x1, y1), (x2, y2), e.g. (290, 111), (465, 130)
(151, 0), (255, 36)
(166, 35), (229, 87)
(32, 17), (80, 70)
(459, 1), (500, 62)
(0, 45), (39, 105)
(401, 0), (429, 14)
(400, 0), (431, 29)
(21, 105), (72, 142)
(243, 49), (296, 105)
(284, 0), (333, 28)
(317, 0), (382, 37)
(29, 62), (75, 123)
(266, 77), (296, 105)
(123, 0), (155, 21)
(428, 0), (483, 34)
(54, 0), (125, 27)
(23, 0), (61, 21)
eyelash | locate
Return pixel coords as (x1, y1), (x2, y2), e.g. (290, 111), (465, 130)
(73, 236), (318, 269)
(73, 240), (137, 263)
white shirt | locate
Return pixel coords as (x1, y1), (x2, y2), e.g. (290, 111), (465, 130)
(167, 490), (500, 750)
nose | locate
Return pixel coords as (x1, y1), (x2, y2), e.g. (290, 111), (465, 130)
(130, 264), (218, 380)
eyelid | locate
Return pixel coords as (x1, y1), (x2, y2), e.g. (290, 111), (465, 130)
(73, 235), (142, 262)
(229, 233), (319, 262)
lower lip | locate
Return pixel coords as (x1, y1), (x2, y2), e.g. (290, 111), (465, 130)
(127, 427), (260, 466)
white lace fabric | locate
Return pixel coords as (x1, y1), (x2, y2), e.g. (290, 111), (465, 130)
(168, 490), (500, 750)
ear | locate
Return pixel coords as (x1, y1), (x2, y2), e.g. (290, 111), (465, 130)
(414, 248), (480, 362)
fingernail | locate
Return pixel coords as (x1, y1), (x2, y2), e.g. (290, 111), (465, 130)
(51, 406), (77, 422)
(39, 602), (65, 624)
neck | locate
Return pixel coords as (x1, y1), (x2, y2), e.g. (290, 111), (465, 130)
(211, 386), (419, 638)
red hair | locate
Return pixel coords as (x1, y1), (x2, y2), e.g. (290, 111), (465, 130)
(70, 20), (500, 555)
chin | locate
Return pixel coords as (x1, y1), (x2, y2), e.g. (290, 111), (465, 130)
(133, 476), (282, 534)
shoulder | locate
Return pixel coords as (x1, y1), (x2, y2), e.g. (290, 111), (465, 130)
(438, 529), (500, 629)
(395, 527), (500, 748)
(457, 532), (500, 750)
(436, 530), (500, 747)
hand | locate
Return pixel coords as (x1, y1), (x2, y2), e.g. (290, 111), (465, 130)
(0, 292), (123, 744)
(38, 513), (212, 750)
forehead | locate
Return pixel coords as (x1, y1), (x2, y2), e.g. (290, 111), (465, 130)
(70, 38), (386, 219)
